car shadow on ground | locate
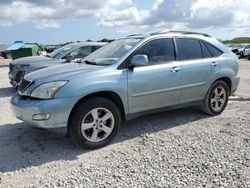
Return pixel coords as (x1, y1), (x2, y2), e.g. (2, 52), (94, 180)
(0, 107), (209, 173)
(0, 87), (16, 97)
(0, 65), (9, 68)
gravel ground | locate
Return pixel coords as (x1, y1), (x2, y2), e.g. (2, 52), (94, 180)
(0, 58), (249, 187)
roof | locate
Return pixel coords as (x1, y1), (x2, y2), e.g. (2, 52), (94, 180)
(151, 30), (211, 37)
(7, 41), (25, 50)
(72, 42), (107, 47)
(125, 30), (230, 53)
(7, 41), (44, 51)
(126, 30), (212, 40)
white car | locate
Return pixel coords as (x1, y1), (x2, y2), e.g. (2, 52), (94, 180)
(244, 45), (250, 56)
(237, 44), (250, 58)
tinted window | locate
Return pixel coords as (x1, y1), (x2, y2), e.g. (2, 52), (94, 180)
(93, 46), (102, 51)
(49, 43), (75, 59)
(84, 38), (141, 66)
(70, 46), (92, 58)
(177, 38), (203, 60)
(200, 41), (213, 58)
(205, 42), (223, 57)
(135, 39), (175, 65)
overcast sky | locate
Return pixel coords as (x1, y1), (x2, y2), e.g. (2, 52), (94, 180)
(0, 0), (250, 44)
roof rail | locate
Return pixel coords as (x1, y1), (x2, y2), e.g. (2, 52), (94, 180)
(126, 34), (145, 37)
(151, 30), (211, 37)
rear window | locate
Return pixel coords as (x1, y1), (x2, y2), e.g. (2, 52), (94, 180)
(205, 42), (223, 57)
(176, 38), (203, 60)
(200, 42), (213, 58)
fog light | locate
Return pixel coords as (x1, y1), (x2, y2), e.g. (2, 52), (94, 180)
(32, 113), (50, 120)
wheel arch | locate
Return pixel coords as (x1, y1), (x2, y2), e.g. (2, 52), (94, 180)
(214, 77), (232, 93)
(68, 91), (126, 126)
(204, 77), (232, 100)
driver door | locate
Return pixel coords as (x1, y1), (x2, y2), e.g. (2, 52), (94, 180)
(127, 38), (182, 113)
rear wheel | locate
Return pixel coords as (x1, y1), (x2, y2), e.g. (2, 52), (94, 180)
(201, 81), (229, 115)
(68, 97), (121, 149)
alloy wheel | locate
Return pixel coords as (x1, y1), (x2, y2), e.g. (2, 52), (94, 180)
(210, 86), (226, 112)
(81, 107), (114, 143)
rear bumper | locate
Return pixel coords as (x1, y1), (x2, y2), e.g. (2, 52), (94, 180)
(11, 93), (79, 129)
(231, 76), (240, 95)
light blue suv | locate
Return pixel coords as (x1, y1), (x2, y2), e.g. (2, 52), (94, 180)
(11, 31), (240, 149)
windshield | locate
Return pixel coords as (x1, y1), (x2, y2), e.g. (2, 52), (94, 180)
(83, 38), (142, 65)
(48, 43), (76, 59)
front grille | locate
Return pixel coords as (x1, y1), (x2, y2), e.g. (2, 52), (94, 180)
(18, 79), (32, 93)
(9, 64), (14, 72)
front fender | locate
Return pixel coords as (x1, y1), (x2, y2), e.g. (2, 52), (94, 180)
(55, 69), (128, 113)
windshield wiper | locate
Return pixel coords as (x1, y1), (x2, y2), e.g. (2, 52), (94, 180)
(83, 60), (97, 65)
(74, 58), (83, 63)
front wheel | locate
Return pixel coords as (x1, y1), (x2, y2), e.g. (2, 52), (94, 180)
(68, 97), (121, 149)
(201, 81), (229, 115)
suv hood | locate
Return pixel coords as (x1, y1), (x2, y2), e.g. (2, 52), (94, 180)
(25, 63), (105, 83)
(11, 56), (56, 65)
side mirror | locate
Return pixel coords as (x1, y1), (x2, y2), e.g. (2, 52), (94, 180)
(130, 55), (149, 67)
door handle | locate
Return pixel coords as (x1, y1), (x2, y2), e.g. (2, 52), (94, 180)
(210, 62), (218, 67)
(170, 67), (181, 73)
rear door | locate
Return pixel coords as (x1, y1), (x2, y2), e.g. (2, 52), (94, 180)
(176, 38), (221, 103)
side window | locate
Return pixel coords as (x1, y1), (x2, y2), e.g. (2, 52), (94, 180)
(204, 42), (223, 57)
(176, 38), (203, 60)
(200, 41), (213, 58)
(93, 46), (102, 51)
(135, 38), (175, 65)
(69, 46), (92, 59)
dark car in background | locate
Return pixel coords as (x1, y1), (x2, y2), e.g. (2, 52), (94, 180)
(0, 49), (12, 59)
(43, 43), (72, 53)
(9, 42), (106, 87)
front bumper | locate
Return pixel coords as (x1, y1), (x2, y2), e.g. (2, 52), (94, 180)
(9, 71), (18, 87)
(9, 71), (26, 88)
(11, 93), (79, 129)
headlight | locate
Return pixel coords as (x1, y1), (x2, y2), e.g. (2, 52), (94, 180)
(31, 81), (68, 99)
(16, 64), (30, 69)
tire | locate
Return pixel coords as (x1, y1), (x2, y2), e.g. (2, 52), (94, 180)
(68, 97), (121, 149)
(239, 52), (244, 59)
(201, 80), (229, 116)
(6, 53), (12, 59)
(2, 53), (7, 59)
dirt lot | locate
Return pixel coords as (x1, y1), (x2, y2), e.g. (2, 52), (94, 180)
(0, 58), (249, 187)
